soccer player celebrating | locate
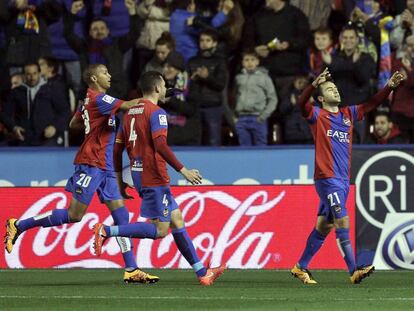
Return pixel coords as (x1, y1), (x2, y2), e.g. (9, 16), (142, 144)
(291, 68), (405, 284)
(92, 71), (225, 286)
(4, 64), (159, 284)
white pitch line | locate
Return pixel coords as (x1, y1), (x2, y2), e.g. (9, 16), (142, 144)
(0, 296), (413, 302)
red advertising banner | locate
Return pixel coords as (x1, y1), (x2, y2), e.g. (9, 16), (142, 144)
(0, 186), (355, 269)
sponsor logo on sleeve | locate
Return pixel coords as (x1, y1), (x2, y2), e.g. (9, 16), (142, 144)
(159, 114), (168, 126)
(102, 95), (115, 104)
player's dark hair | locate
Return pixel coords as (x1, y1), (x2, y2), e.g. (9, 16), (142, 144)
(139, 71), (164, 94)
(82, 64), (105, 85)
(39, 56), (60, 75)
(200, 29), (219, 42)
(374, 111), (392, 122)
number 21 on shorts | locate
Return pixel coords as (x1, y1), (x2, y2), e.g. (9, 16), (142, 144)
(327, 192), (340, 207)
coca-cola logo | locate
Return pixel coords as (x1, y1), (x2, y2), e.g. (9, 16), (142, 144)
(1, 186), (356, 269)
(5, 189), (285, 269)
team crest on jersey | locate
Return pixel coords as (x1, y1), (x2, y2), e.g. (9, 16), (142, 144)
(343, 117), (351, 126)
(75, 188), (83, 194)
(102, 95), (115, 104)
(159, 114), (168, 126)
(163, 208), (169, 217)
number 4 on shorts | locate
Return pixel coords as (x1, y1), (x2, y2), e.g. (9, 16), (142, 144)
(162, 194), (168, 206)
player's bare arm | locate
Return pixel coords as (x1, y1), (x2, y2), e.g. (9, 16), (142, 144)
(361, 71), (406, 113)
(69, 113), (84, 130)
(120, 98), (140, 110)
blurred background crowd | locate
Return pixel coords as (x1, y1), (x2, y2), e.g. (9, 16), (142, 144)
(0, 0), (413, 147)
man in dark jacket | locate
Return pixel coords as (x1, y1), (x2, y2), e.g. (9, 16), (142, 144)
(0, 0), (60, 70)
(244, 0), (311, 101)
(0, 63), (70, 146)
(162, 51), (201, 146)
(187, 29), (228, 146)
(366, 111), (407, 144)
(64, 0), (141, 98)
(322, 25), (376, 143)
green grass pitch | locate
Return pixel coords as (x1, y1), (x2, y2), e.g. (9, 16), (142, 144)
(0, 269), (413, 310)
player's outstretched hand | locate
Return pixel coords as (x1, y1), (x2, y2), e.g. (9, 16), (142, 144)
(387, 71), (406, 89)
(312, 68), (331, 88)
(180, 167), (203, 185)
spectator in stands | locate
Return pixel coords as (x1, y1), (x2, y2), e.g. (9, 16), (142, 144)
(308, 27), (337, 78)
(366, 111), (406, 144)
(234, 50), (277, 146)
(0, 0), (60, 72)
(47, 0), (87, 99)
(170, 0), (228, 63)
(290, 0), (331, 31)
(0, 63), (70, 146)
(187, 29), (228, 146)
(143, 32), (175, 74)
(134, 0), (170, 81)
(90, 0), (133, 37)
(244, 0), (311, 101)
(193, 0), (244, 57)
(10, 72), (24, 89)
(350, 1), (394, 90)
(391, 34), (414, 143)
(279, 75), (313, 144)
(162, 51), (201, 145)
(390, 0), (414, 59)
(323, 25), (376, 143)
(64, 0), (141, 98)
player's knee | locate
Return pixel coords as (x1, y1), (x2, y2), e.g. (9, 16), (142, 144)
(156, 227), (169, 238)
(67, 211), (83, 223)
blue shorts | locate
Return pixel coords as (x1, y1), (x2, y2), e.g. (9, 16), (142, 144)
(315, 178), (350, 222)
(65, 164), (122, 205)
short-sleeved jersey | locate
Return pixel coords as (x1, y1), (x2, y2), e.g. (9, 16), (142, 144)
(117, 99), (169, 188)
(306, 104), (364, 180)
(74, 88), (123, 170)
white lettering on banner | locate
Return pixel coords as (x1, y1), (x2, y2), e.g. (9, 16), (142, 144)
(0, 180), (15, 187)
(273, 165), (313, 185)
(355, 151), (414, 229)
(6, 190), (284, 269)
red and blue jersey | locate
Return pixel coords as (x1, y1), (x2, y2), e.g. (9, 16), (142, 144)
(116, 99), (170, 187)
(74, 88), (123, 171)
(298, 84), (393, 181)
(305, 103), (364, 180)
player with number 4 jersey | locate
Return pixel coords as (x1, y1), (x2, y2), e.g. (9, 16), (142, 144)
(290, 68), (405, 285)
(92, 71), (225, 286)
(4, 64), (159, 284)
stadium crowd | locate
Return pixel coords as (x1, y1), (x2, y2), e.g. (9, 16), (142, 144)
(0, 0), (413, 147)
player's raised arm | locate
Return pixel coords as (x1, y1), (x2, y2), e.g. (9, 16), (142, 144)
(359, 71), (405, 113)
(298, 68), (330, 118)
